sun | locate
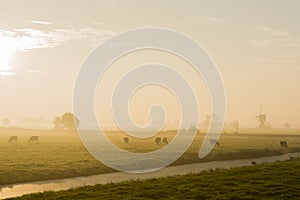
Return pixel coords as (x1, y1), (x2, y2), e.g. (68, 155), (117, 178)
(0, 35), (17, 70)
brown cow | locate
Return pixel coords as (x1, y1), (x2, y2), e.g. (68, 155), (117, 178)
(162, 137), (168, 144)
(280, 141), (288, 148)
(155, 137), (161, 145)
(28, 136), (39, 143)
(123, 137), (129, 144)
(8, 135), (18, 143)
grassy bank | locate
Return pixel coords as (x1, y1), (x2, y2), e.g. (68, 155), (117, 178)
(1, 127), (300, 185)
(10, 158), (300, 200)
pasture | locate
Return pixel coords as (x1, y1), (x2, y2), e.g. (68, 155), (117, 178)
(11, 158), (300, 200)
(0, 127), (300, 185)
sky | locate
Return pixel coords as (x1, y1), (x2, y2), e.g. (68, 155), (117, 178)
(0, 0), (299, 128)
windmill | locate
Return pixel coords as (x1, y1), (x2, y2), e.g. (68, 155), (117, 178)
(256, 105), (271, 128)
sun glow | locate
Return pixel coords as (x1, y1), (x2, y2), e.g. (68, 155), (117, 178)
(0, 34), (17, 69)
(0, 34), (17, 76)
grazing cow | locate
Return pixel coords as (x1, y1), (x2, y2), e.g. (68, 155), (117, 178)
(162, 137), (168, 144)
(8, 135), (18, 143)
(251, 161), (257, 165)
(28, 136), (39, 143)
(155, 137), (161, 145)
(209, 139), (220, 147)
(123, 137), (129, 144)
(280, 141), (288, 148)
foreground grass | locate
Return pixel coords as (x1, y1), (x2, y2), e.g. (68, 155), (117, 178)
(1, 127), (300, 185)
(12, 159), (300, 200)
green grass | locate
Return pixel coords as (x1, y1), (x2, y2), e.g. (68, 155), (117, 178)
(0, 128), (113, 185)
(11, 159), (300, 200)
(1, 127), (300, 185)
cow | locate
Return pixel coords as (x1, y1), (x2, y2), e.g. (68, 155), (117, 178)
(8, 135), (18, 143)
(280, 141), (288, 148)
(28, 136), (39, 143)
(251, 161), (257, 165)
(123, 137), (129, 144)
(209, 139), (220, 147)
(162, 137), (168, 144)
(155, 137), (161, 145)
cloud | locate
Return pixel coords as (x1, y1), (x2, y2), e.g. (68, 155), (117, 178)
(0, 67), (16, 77)
(93, 21), (103, 25)
(206, 16), (224, 23)
(0, 71), (16, 76)
(181, 15), (224, 25)
(31, 20), (53, 25)
(0, 27), (116, 51)
(250, 25), (300, 48)
(255, 25), (289, 37)
(0, 66), (13, 71)
(27, 69), (44, 74)
(250, 38), (300, 48)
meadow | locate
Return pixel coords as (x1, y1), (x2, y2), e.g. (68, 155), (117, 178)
(10, 158), (300, 199)
(0, 127), (300, 185)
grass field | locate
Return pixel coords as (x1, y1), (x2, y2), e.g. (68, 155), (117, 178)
(1, 127), (300, 185)
(10, 158), (300, 200)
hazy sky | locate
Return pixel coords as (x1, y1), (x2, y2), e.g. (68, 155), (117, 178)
(0, 0), (299, 128)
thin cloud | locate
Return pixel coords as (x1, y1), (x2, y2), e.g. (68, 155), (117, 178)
(255, 25), (289, 37)
(0, 66), (13, 71)
(0, 71), (16, 76)
(27, 69), (44, 74)
(93, 21), (103, 25)
(31, 20), (53, 25)
(250, 25), (300, 48)
(206, 16), (224, 23)
(250, 38), (300, 48)
(181, 15), (224, 25)
(0, 28), (116, 51)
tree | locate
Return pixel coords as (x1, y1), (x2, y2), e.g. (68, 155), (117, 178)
(53, 116), (63, 129)
(62, 112), (80, 130)
(53, 113), (80, 130)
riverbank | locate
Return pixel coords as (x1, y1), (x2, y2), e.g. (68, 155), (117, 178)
(6, 154), (300, 200)
(1, 152), (300, 199)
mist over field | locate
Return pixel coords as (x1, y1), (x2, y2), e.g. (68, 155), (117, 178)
(0, 1), (300, 199)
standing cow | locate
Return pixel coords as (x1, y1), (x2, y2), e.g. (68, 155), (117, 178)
(155, 137), (161, 145)
(280, 141), (288, 148)
(8, 135), (18, 143)
(123, 137), (129, 144)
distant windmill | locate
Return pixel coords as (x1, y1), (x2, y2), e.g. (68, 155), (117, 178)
(256, 105), (271, 129)
(256, 114), (268, 128)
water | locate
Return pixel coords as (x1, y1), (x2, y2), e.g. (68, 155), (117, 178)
(1, 152), (299, 199)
